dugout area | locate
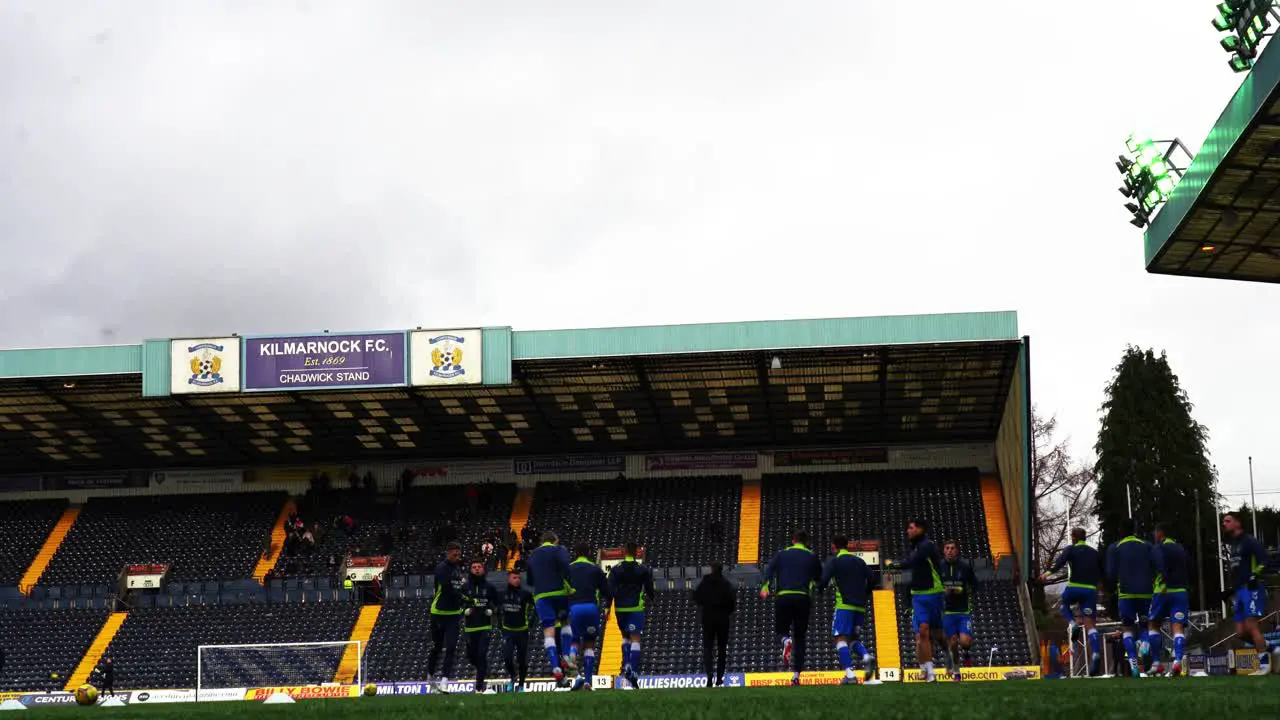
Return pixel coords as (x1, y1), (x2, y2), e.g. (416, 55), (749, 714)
(1144, 42), (1280, 283)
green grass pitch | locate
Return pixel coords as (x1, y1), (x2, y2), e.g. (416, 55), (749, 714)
(35, 679), (1280, 719)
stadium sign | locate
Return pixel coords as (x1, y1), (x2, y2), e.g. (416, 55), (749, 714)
(343, 555), (389, 582)
(150, 469), (243, 490)
(126, 689), (197, 704)
(1207, 653), (1230, 676)
(20, 692), (77, 706)
(514, 454), (625, 475)
(125, 563), (170, 589)
(644, 452), (758, 471)
(623, 673), (744, 690)
(246, 685), (358, 701)
(0, 474), (42, 493)
(242, 332), (407, 392)
(170, 337), (242, 394)
(901, 666), (1040, 682)
(773, 447), (888, 467)
(745, 671), (842, 687)
(409, 329), (483, 386)
(196, 688), (246, 702)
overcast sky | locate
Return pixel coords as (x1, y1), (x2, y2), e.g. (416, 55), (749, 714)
(1, 1), (1276, 499)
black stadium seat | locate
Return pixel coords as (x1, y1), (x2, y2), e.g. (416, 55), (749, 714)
(0, 607), (104, 693)
(527, 476), (741, 568)
(101, 603), (360, 689)
(0, 499), (68, 586)
(759, 469), (991, 564)
(40, 493), (286, 586)
(0, 468), (1035, 687)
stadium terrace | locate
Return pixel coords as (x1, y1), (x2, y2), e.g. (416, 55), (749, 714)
(0, 311), (1046, 699)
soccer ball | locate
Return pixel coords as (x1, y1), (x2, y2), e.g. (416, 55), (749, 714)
(363, 683), (378, 697)
(74, 684), (99, 706)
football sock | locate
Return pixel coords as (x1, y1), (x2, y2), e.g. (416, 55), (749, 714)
(836, 641), (853, 670)
(544, 637), (561, 675)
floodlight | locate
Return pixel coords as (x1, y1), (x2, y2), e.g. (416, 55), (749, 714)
(1114, 135), (1194, 228)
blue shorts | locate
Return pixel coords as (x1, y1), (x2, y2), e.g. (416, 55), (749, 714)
(943, 614), (973, 638)
(616, 611), (645, 635)
(1060, 586), (1097, 619)
(1234, 586), (1266, 622)
(534, 596), (569, 630)
(569, 602), (601, 642)
(1150, 590), (1189, 624)
(1116, 597), (1151, 626)
(911, 593), (944, 633)
(831, 608), (865, 638)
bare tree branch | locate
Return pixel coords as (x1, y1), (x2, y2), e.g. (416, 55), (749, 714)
(1031, 405), (1097, 572)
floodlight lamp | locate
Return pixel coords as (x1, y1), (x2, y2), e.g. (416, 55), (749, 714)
(1119, 185), (1134, 198)
(1125, 202), (1141, 214)
(1129, 215), (1147, 228)
(1222, 34), (1243, 51)
(1231, 55), (1253, 72)
(1200, 244), (1217, 253)
(1116, 156), (1134, 174)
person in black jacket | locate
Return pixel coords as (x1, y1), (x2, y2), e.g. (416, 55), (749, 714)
(499, 570), (534, 691)
(693, 562), (736, 687)
(462, 560), (500, 694)
(95, 658), (115, 697)
(428, 541), (467, 692)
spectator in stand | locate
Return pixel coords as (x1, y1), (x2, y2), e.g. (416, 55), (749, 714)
(465, 485), (479, 519)
(481, 541), (496, 571)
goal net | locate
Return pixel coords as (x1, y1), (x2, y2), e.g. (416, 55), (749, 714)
(196, 641), (362, 698)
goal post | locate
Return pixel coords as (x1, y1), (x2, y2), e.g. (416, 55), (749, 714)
(196, 641), (362, 700)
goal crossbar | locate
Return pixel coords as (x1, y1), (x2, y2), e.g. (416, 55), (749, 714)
(196, 640), (363, 700)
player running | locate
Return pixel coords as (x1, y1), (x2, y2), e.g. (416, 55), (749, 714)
(897, 519), (946, 682)
(817, 534), (878, 685)
(566, 542), (611, 691)
(1147, 523), (1191, 676)
(940, 540), (978, 680)
(1222, 512), (1272, 676)
(499, 570), (534, 692)
(526, 531), (575, 687)
(461, 559), (500, 694)
(1040, 528), (1102, 676)
(607, 540), (654, 690)
(1105, 519), (1163, 677)
(760, 530), (824, 686)
(427, 541), (467, 693)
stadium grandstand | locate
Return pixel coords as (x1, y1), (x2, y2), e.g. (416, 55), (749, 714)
(0, 311), (1034, 696)
(1142, 34), (1280, 284)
